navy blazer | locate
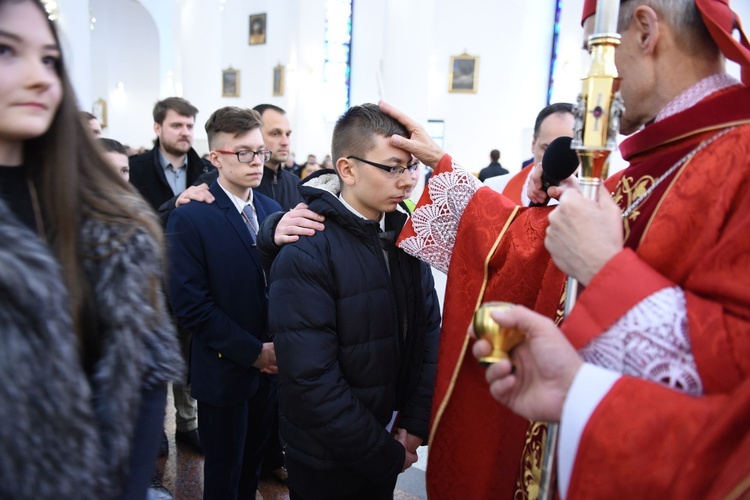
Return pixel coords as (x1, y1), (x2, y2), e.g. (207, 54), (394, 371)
(166, 180), (282, 406)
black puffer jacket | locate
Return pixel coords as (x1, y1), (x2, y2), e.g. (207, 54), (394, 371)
(267, 171), (441, 484)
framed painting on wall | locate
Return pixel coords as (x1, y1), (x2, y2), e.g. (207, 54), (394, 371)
(449, 53), (479, 93)
(222, 67), (240, 97)
(273, 65), (285, 96)
(249, 13), (267, 45)
(92, 98), (107, 128)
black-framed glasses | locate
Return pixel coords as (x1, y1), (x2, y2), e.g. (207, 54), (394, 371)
(215, 149), (271, 163)
(347, 156), (419, 178)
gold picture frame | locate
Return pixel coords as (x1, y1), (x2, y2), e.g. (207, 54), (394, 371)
(449, 53), (479, 93)
(222, 67), (240, 97)
(273, 65), (285, 96)
(249, 13), (267, 45)
(92, 98), (107, 128)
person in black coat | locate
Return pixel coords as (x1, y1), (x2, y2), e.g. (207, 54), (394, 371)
(261, 104), (441, 500)
(478, 148), (508, 182)
(253, 104), (304, 210)
(128, 96), (208, 455)
(129, 97), (211, 214)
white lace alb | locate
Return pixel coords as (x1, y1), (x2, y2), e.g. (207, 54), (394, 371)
(578, 287), (702, 396)
(399, 162), (483, 274)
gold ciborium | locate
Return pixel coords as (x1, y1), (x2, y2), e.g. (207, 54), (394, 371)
(472, 302), (525, 366)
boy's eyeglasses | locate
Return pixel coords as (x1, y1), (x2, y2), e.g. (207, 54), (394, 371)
(215, 149), (271, 163)
(347, 156), (419, 178)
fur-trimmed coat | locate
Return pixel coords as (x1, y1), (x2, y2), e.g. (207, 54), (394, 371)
(0, 200), (184, 499)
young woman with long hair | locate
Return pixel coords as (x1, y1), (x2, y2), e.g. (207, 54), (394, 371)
(0, 0), (183, 498)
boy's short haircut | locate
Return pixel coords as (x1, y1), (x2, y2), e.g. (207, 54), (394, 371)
(331, 103), (409, 162)
(98, 138), (128, 155)
(204, 107), (263, 149)
(153, 97), (199, 124)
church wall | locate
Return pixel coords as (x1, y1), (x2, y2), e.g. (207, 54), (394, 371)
(51, 0), (750, 170)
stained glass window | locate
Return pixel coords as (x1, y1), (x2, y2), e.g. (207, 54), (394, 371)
(324, 0), (353, 122)
(547, 0), (563, 104)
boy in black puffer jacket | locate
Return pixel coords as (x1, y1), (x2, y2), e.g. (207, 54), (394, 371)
(262, 104), (441, 500)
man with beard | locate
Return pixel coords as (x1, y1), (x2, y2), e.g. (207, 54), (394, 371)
(130, 97), (210, 214)
(129, 96), (208, 456)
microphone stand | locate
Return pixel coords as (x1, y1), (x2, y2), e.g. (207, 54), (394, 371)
(537, 1), (624, 498)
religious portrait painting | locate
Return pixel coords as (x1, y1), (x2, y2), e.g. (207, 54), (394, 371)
(249, 13), (267, 45)
(449, 54), (479, 93)
(222, 68), (240, 97)
(273, 65), (285, 96)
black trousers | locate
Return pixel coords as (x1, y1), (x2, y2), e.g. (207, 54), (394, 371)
(199, 376), (276, 499)
(286, 454), (398, 500)
(121, 385), (167, 500)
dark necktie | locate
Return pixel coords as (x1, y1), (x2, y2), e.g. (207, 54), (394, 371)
(242, 204), (259, 242)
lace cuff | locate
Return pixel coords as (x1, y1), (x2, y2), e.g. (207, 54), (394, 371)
(398, 155), (483, 273)
(578, 286), (702, 396)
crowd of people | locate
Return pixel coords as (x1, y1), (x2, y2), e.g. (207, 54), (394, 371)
(1, 0), (749, 499)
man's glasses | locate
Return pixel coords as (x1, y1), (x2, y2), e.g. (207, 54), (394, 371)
(215, 149), (271, 163)
(347, 156), (419, 178)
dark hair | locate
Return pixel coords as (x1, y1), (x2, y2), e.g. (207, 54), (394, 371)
(14, 0), (163, 350)
(331, 103), (408, 162)
(533, 102), (575, 139)
(152, 97), (198, 124)
(252, 104), (286, 117)
(98, 138), (128, 155)
(79, 111), (97, 122)
(204, 107), (263, 149)
(490, 149), (500, 162)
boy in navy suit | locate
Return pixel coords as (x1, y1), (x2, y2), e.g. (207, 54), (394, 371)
(166, 106), (281, 499)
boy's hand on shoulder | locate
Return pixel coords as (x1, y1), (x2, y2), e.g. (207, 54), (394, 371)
(274, 203), (326, 246)
(175, 183), (214, 207)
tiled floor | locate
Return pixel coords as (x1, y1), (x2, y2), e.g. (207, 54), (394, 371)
(154, 392), (427, 499)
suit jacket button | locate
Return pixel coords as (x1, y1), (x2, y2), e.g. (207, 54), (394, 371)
(218, 352), (222, 358)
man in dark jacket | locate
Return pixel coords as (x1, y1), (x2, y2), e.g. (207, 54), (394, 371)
(477, 148), (508, 182)
(253, 104), (304, 210)
(262, 104), (441, 499)
(129, 97), (211, 214)
(128, 96), (208, 455)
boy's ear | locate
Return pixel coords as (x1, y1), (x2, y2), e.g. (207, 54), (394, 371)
(337, 157), (356, 187)
(209, 151), (222, 170)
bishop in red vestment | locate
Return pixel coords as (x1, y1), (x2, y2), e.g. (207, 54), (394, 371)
(385, 0), (750, 497)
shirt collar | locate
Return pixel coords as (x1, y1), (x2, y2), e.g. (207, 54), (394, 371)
(338, 194), (385, 229)
(217, 179), (254, 214)
(158, 149), (188, 171)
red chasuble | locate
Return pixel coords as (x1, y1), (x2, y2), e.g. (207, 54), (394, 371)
(568, 375), (750, 499)
(397, 83), (750, 499)
(501, 164), (533, 205)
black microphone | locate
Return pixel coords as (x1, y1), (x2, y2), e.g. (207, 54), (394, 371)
(529, 136), (579, 207)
